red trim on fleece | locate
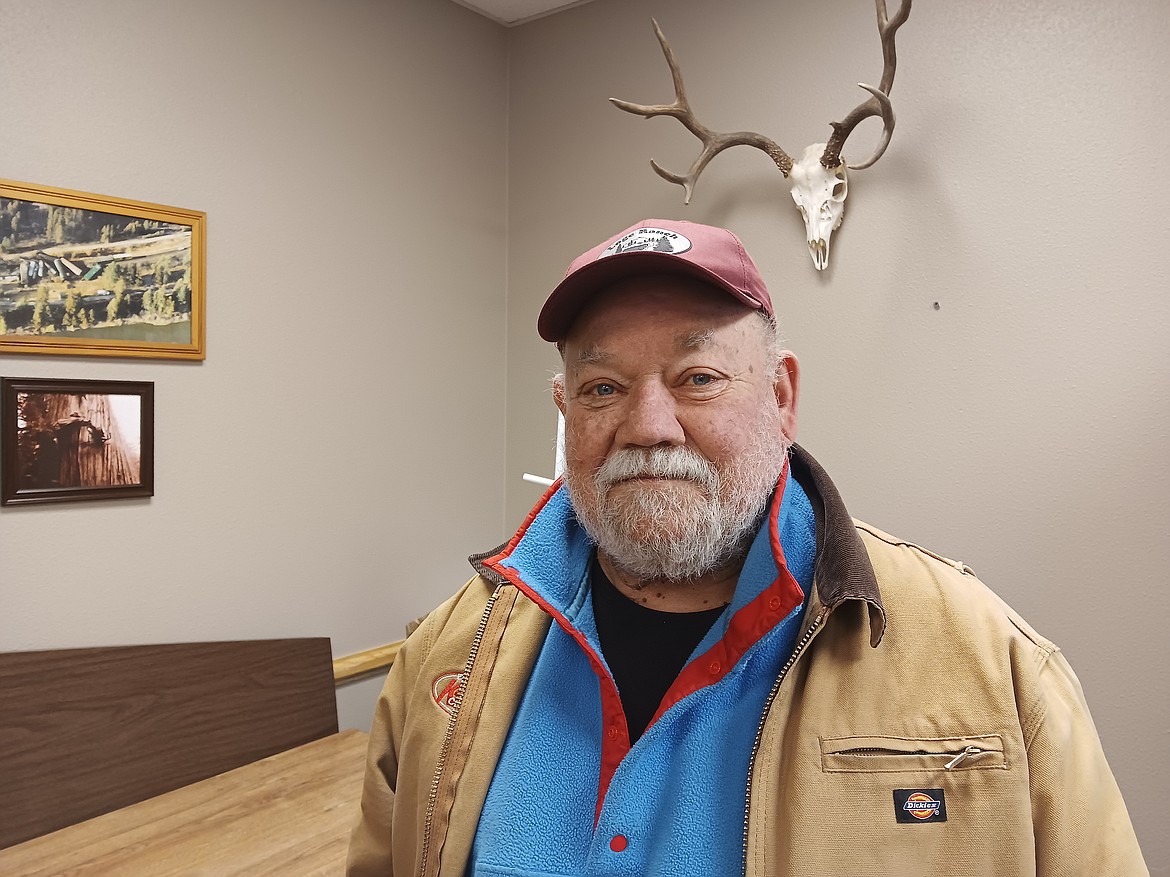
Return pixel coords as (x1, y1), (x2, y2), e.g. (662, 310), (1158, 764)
(484, 491), (629, 828)
(484, 478), (563, 568)
(647, 461), (804, 728)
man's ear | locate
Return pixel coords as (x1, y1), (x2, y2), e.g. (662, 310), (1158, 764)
(552, 373), (567, 417)
(773, 353), (800, 442)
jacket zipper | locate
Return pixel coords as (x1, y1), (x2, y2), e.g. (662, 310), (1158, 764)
(833, 744), (987, 770)
(418, 586), (504, 877)
(945, 745), (985, 769)
(741, 607), (828, 875)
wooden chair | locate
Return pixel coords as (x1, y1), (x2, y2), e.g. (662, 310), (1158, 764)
(0, 638), (339, 849)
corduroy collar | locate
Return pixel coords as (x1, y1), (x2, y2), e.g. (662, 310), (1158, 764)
(787, 444), (885, 646)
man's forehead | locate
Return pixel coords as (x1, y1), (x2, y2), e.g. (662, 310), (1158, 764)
(571, 329), (719, 369)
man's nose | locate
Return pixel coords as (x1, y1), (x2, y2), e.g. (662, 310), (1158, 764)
(616, 382), (685, 448)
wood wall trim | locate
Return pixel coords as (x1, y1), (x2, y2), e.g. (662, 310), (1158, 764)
(333, 640), (403, 683)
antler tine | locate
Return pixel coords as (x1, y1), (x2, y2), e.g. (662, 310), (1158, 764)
(610, 19), (793, 203)
(820, 0), (912, 170)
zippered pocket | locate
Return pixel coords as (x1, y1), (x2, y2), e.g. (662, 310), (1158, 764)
(820, 734), (1007, 773)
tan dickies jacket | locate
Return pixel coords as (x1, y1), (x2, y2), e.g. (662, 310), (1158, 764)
(347, 447), (1148, 877)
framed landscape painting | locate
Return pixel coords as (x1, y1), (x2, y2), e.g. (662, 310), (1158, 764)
(0, 179), (205, 360)
(1, 377), (155, 506)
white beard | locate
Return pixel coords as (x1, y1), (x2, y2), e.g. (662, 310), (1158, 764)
(565, 430), (789, 582)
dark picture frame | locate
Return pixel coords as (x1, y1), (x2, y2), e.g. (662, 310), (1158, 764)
(1, 377), (155, 506)
(0, 178), (205, 360)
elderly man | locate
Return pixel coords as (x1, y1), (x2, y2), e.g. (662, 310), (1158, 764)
(347, 219), (1146, 876)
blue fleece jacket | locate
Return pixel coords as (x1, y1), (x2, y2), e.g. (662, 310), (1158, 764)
(469, 465), (816, 877)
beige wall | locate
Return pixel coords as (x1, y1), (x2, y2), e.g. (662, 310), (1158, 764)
(0, 0), (509, 733)
(505, 0), (1169, 870)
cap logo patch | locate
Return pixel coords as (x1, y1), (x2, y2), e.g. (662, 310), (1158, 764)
(893, 788), (947, 824)
(432, 671), (464, 716)
(599, 227), (692, 259)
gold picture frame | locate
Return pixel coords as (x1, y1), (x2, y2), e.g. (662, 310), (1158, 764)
(0, 179), (205, 360)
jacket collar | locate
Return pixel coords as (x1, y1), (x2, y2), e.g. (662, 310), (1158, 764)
(788, 444), (886, 646)
(470, 444), (886, 647)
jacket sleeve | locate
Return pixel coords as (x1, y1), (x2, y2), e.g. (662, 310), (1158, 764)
(345, 578), (487, 876)
(1024, 648), (1148, 875)
(345, 635), (413, 877)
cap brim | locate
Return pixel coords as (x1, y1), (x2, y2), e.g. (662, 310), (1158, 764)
(537, 251), (759, 342)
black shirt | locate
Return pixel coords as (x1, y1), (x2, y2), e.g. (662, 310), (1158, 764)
(591, 556), (726, 743)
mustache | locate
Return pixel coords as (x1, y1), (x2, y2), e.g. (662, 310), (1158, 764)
(595, 447), (720, 494)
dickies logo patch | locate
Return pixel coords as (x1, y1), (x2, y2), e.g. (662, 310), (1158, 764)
(431, 672), (464, 716)
(893, 788), (947, 823)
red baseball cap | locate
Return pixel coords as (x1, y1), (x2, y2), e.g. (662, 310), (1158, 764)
(537, 218), (774, 342)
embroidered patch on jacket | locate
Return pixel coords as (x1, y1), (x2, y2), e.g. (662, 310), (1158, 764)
(893, 789), (947, 823)
(431, 672), (464, 716)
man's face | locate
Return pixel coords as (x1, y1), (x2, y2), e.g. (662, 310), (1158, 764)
(555, 275), (799, 582)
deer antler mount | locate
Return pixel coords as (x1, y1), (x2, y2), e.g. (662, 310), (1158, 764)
(611, 0), (911, 271)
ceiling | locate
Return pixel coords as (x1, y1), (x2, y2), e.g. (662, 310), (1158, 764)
(452, 0), (596, 27)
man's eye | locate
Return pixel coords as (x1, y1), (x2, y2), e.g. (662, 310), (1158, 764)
(591, 383), (616, 396)
(690, 374), (715, 386)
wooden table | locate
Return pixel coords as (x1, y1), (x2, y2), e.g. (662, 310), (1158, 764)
(0, 729), (369, 876)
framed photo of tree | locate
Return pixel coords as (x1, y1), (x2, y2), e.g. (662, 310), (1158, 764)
(0, 178), (205, 360)
(1, 377), (154, 506)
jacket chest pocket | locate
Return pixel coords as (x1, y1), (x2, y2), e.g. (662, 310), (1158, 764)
(820, 734), (1007, 773)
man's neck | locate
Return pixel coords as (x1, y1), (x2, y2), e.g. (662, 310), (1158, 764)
(596, 550), (740, 613)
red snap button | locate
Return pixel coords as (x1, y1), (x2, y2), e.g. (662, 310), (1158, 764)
(606, 727), (619, 741)
(768, 596), (782, 611)
(610, 834), (628, 852)
(708, 660), (721, 675)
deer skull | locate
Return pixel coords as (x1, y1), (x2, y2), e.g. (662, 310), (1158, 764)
(790, 145), (847, 271)
(611, 0), (909, 271)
